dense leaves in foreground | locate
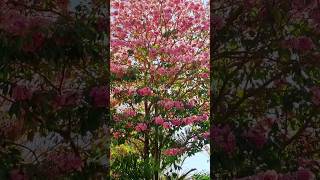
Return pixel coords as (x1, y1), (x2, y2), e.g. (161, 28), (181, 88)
(211, 0), (320, 179)
(0, 0), (109, 179)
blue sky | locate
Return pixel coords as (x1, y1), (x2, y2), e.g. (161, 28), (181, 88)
(181, 150), (210, 175)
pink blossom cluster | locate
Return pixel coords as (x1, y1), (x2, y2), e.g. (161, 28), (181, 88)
(211, 125), (236, 154)
(137, 87), (153, 96)
(89, 86), (109, 107)
(110, 63), (127, 78)
(243, 118), (275, 148)
(154, 116), (165, 125)
(123, 108), (137, 117)
(154, 116), (188, 129)
(157, 115), (208, 128)
(113, 131), (125, 139)
(237, 168), (315, 180)
(283, 36), (315, 52)
(162, 147), (186, 156)
(212, 15), (225, 30)
(171, 118), (184, 126)
(113, 114), (122, 122)
(112, 87), (122, 94)
(182, 114), (208, 125)
(111, 0), (209, 76)
(198, 72), (209, 79)
(135, 123), (148, 132)
(310, 86), (320, 106)
(185, 99), (197, 108)
(11, 85), (33, 101)
(162, 122), (171, 129)
(158, 99), (185, 110)
(0, 3), (60, 53)
(201, 131), (210, 139)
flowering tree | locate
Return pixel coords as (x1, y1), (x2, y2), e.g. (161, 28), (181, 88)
(211, 0), (320, 179)
(0, 0), (110, 179)
(110, 0), (209, 178)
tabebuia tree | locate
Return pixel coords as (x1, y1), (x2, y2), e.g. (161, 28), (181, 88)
(211, 0), (320, 179)
(110, 0), (209, 179)
(0, 0), (110, 179)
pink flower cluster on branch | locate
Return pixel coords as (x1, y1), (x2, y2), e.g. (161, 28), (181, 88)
(162, 147), (186, 156)
(211, 124), (236, 154)
(243, 118), (276, 149)
(89, 86), (109, 107)
(137, 87), (153, 97)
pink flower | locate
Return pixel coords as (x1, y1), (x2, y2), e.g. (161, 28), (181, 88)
(244, 118), (275, 148)
(174, 101), (184, 110)
(296, 168), (315, 180)
(163, 148), (185, 156)
(199, 114), (208, 122)
(123, 109), (136, 117)
(127, 89), (136, 96)
(283, 37), (315, 52)
(164, 101), (175, 110)
(156, 67), (166, 75)
(297, 37), (315, 51)
(183, 117), (193, 125)
(171, 118), (183, 126)
(198, 72), (209, 78)
(112, 88), (122, 94)
(12, 85), (32, 101)
(10, 169), (28, 180)
(90, 86), (109, 107)
(113, 115), (122, 122)
(257, 170), (278, 180)
(162, 122), (171, 129)
(154, 116), (165, 125)
(202, 131), (210, 139)
(244, 129), (268, 148)
(135, 123), (147, 132)
(137, 87), (153, 96)
(211, 125), (236, 154)
(113, 131), (121, 139)
(158, 99), (175, 110)
(110, 64), (126, 78)
(212, 15), (224, 30)
(186, 99), (197, 108)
